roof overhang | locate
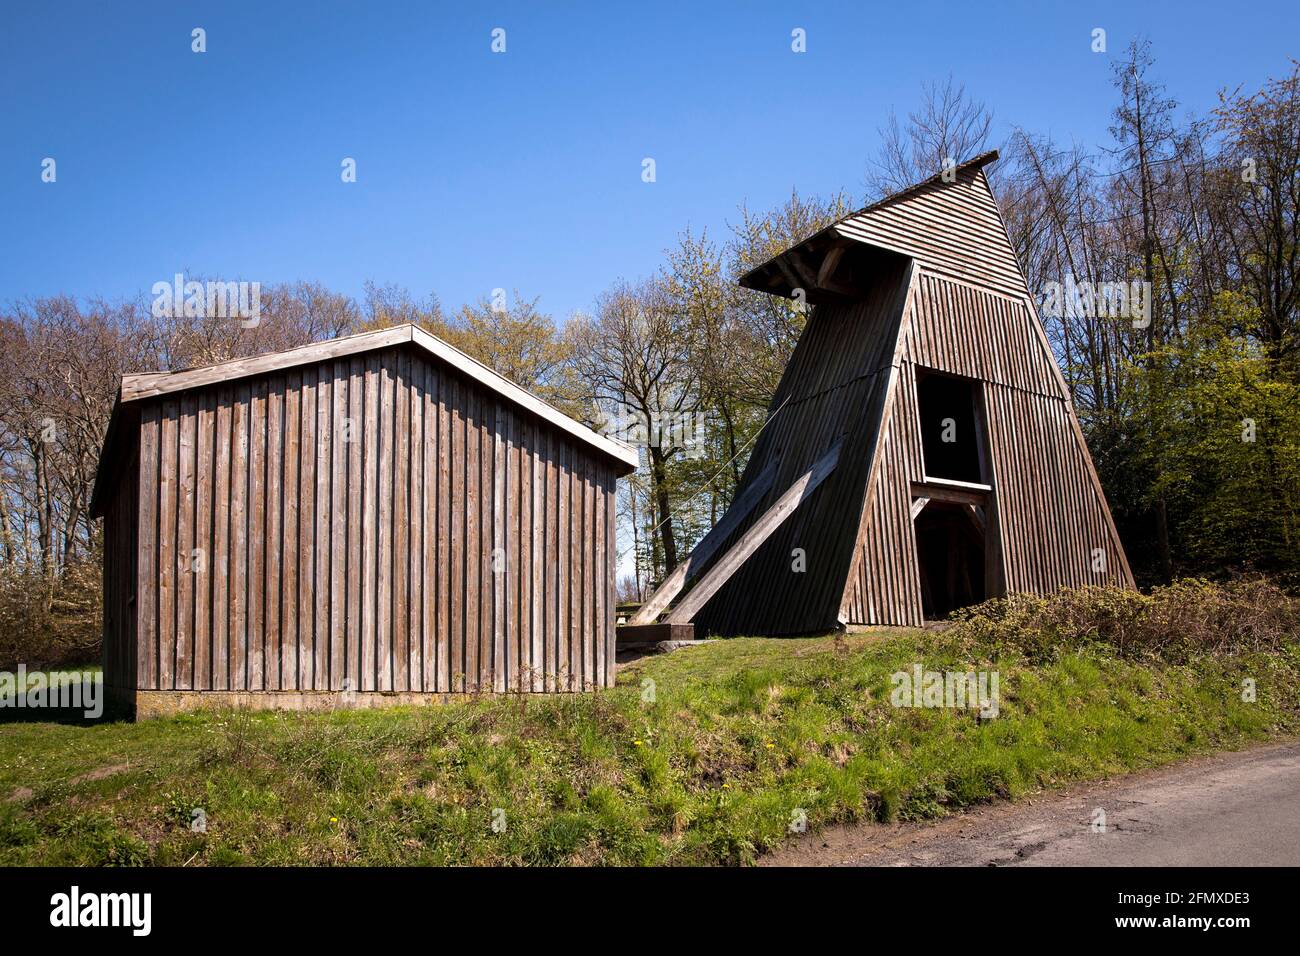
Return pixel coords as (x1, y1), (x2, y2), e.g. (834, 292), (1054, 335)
(739, 227), (913, 304)
(740, 150), (1000, 302)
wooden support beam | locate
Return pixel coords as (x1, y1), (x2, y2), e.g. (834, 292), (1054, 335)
(921, 475), (993, 493)
(817, 246), (845, 287)
(666, 442), (842, 624)
(797, 245), (858, 297)
(787, 248), (820, 290)
(775, 257), (805, 297)
(764, 249), (858, 304)
(984, 496), (1002, 599)
(910, 496), (930, 519)
(910, 479), (990, 507)
(628, 457), (779, 625)
(965, 503), (986, 533)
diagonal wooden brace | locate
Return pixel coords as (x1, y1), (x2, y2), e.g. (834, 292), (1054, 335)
(628, 457), (779, 626)
(665, 441), (842, 624)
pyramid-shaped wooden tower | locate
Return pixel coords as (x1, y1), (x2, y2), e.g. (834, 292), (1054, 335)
(627, 151), (1133, 638)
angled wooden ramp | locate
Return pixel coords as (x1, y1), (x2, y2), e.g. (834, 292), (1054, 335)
(627, 458), (779, 626)
(620, 442), (841, 639)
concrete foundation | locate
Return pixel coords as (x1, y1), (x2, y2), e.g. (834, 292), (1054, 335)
(132, 689), (509, 719)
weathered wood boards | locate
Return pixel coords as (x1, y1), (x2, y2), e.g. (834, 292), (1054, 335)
(679, 152), (1132, 636)
(839, 274), (1133, 627)
(667, 442), (842, 624)
(687, 255), (913, 637)
(94, 327), (636, 708)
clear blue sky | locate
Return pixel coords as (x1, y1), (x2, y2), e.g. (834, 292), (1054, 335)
(2, 1), (1295, 320)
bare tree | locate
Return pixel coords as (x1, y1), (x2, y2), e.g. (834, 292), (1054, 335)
(1212, 59), (1300, 371)
(568, 279), (698, 578)
(868, 74), (994, 198)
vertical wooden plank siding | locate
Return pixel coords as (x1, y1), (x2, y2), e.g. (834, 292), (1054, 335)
(343, 359), (359, 688)
(230, 383), (249, 689)
(265, 375), (283, 690)
(690, 258), (912, 637)
(436, 366), (450, 691)
(283, 372), (301, 690)
(101, 442), (141, 698)
(158, 399), (178, 689)
(425, 370), (440, 691)
(176, 394), (196, 690)
(376, 354), (393, 692)
(838, 271), (1129, 625)
(212, 388), (231, 690)
(406, 353), (422, 690)
(193, 392), (213, 689)
(493, 408), (507, 693)
(136, 405), (160, 691)
(529, 420), (543, 692)
(360, 354), (378, 692)
(119, 343), (618, 695)
(301, 368), (320, 690)
(248, 379), (266, 690)
(449, 375), (464, 691)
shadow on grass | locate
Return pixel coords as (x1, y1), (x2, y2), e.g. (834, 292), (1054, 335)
(1, 676), (129, 726)
(0, 706), (129, 726)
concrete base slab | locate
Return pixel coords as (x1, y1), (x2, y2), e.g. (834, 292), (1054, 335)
(616, 639), (712, 654)
(132, 688), (593, 719)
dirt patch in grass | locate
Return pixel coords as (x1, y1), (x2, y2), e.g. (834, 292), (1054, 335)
(68, 764), (130, 786)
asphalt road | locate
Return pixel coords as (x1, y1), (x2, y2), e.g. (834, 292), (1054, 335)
(763, 740), (1300, 867)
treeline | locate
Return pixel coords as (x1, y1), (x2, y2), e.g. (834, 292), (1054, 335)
(1, 43), (1296, 664)
(999, 45), (1300, 584)
(589, 44), (1300, 593)
(0, 192), (853, 624)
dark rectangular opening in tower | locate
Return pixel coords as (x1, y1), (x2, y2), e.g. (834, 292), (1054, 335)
(914, 501), (986, 619)
(916, 370), (984, 483)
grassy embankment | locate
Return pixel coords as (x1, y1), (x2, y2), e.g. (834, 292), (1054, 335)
(1, 580), (1297, 865)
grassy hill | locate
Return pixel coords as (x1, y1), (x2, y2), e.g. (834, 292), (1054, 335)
(2, 580), (1298, 866)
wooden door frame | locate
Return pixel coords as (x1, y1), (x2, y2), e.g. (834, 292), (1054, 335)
(908, 370), (1005, 611)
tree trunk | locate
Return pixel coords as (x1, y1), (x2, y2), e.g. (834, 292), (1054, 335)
(648, 446), (678, 573)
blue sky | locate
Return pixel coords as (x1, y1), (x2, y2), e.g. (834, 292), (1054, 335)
(2, 1), (1295, 321)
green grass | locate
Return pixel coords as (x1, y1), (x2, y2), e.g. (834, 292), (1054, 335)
(1, 630), (1297, 866)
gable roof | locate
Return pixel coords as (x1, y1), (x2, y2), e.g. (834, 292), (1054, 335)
(91, 323), (638, 516)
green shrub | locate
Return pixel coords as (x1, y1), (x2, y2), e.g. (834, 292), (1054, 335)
(947, 578), (1300, 664)
(0, 559), (101, 671)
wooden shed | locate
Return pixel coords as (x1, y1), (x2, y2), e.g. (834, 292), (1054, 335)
(628, 152), (1133, 637)
(90, 324), (638, 716)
